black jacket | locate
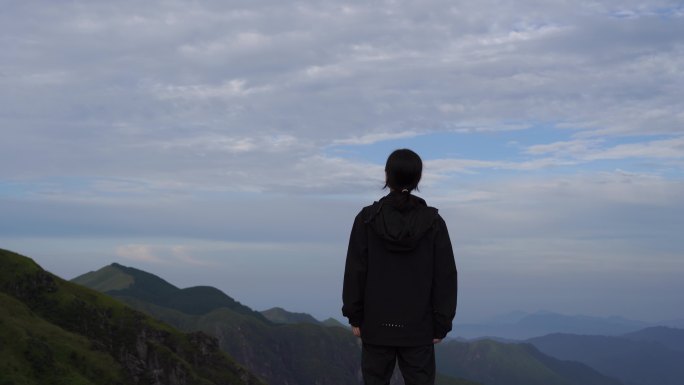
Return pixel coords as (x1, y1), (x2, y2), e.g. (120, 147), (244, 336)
(342, 192), (458, 346)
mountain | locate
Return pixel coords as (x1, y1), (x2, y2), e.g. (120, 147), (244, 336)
(659, 319), (684, 328)
(258, 306), (354, 333)
(621, 326), (684, 352)
(321, 317), (349, 328)
(527, 332), (684, 385)
(259, 307), (351, 330)
(260, 306), (321, 325)
(436, 338), (624, 385)
(73, 263), (268, 321)
(74, 263), (488, 385)
(0, 248), (264, 385)
(74, 263), (364, 385)
(455, 311), (650, 339)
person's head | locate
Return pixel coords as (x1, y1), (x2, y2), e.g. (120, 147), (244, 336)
(384, 149), (422, 193)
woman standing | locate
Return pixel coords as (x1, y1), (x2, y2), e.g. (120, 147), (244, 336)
(342, 149), (458, 385)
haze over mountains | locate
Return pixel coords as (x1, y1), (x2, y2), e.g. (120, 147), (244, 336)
(528, 329), (684, 385)
(454, 311), (655, 340)
(3, 248), (681, 385)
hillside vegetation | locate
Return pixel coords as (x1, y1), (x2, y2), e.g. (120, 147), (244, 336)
(0, 248), (264, 385)
(0, 292), (126, 385)
(74, 263), (268, 321)
(75, 262), (483, 385)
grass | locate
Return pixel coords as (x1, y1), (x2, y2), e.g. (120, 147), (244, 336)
(0, 292), (126, 385)
(0, 248), (265, 385)
(70, 265), (134, 293)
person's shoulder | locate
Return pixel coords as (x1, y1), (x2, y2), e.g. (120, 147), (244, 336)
(417, 197), (446, 227)
(432, 211), (451, 234)
(412, 195), (440, 218)
(356, 199), (382, 220)
(356, 200), (382, 222)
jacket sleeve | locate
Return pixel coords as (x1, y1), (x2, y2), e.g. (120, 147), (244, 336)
(341, 211), (368, 327)
(432, 215), (458, 339)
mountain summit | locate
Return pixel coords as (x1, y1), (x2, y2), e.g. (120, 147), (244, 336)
(73, 262), (269, 321)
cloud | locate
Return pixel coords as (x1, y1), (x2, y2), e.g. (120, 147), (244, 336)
(525, 136), (684, 161)
(331, 131), (420, 146)
(2, 0), (684, 321)
(525, 139), (602, 156)
(116, 244), (164, 264)
(583, 136), (684, 160)
(151, 79), (272, 100)
(115, 243), (213, 266)
(425, 157), (577, 175)
(5, 168), (684, 322)
(3, 3), (683, 195)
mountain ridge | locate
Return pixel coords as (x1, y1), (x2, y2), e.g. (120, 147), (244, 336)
(260, 306), (321, 325)
(436, 338), (624, 385)
(73, 262), (269, 321)
(621, 326), (684, 352)
(455, 311), (651, 340)
(527, 331), (684, 385)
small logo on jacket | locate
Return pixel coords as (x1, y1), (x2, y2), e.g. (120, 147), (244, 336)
(380, 322), (405, 328)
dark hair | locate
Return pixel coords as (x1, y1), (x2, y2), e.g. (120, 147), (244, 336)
(384, 149), (422, 193)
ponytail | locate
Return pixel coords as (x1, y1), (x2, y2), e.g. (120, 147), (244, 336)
(384, 149), (422, 209)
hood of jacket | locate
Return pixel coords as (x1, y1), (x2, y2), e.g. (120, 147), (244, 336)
(364, 192), (439, 252)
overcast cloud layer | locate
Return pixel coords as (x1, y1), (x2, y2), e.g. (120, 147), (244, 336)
(2, 1), (683, 323)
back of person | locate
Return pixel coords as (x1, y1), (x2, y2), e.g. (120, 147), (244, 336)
(342, 149), (458, 385)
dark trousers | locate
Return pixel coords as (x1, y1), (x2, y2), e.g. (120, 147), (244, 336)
(361, 342), (435, 385)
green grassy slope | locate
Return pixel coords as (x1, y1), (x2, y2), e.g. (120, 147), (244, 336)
(74, 264), (269, 321)
(70, 264), (133, 293)
(0, 248), (264, 385)
(0, 292), (126, 385)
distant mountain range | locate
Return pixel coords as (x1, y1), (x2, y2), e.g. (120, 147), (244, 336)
(454, 311), (652, 340)
(0, 248), (264, 385)
(7, 246), (679, 385)
(622, 326), (684, 352)
(257, 307), (644, 385)
(660, 319), (684, 328)
(436, 339), (623, 385)
(527, 328), (684, 385)
(259, 306), (350, 329)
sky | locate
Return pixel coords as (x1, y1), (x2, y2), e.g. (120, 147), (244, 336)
(1, 0), (683, 324)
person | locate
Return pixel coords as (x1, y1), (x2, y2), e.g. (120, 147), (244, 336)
(342, 149), (458, 385)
